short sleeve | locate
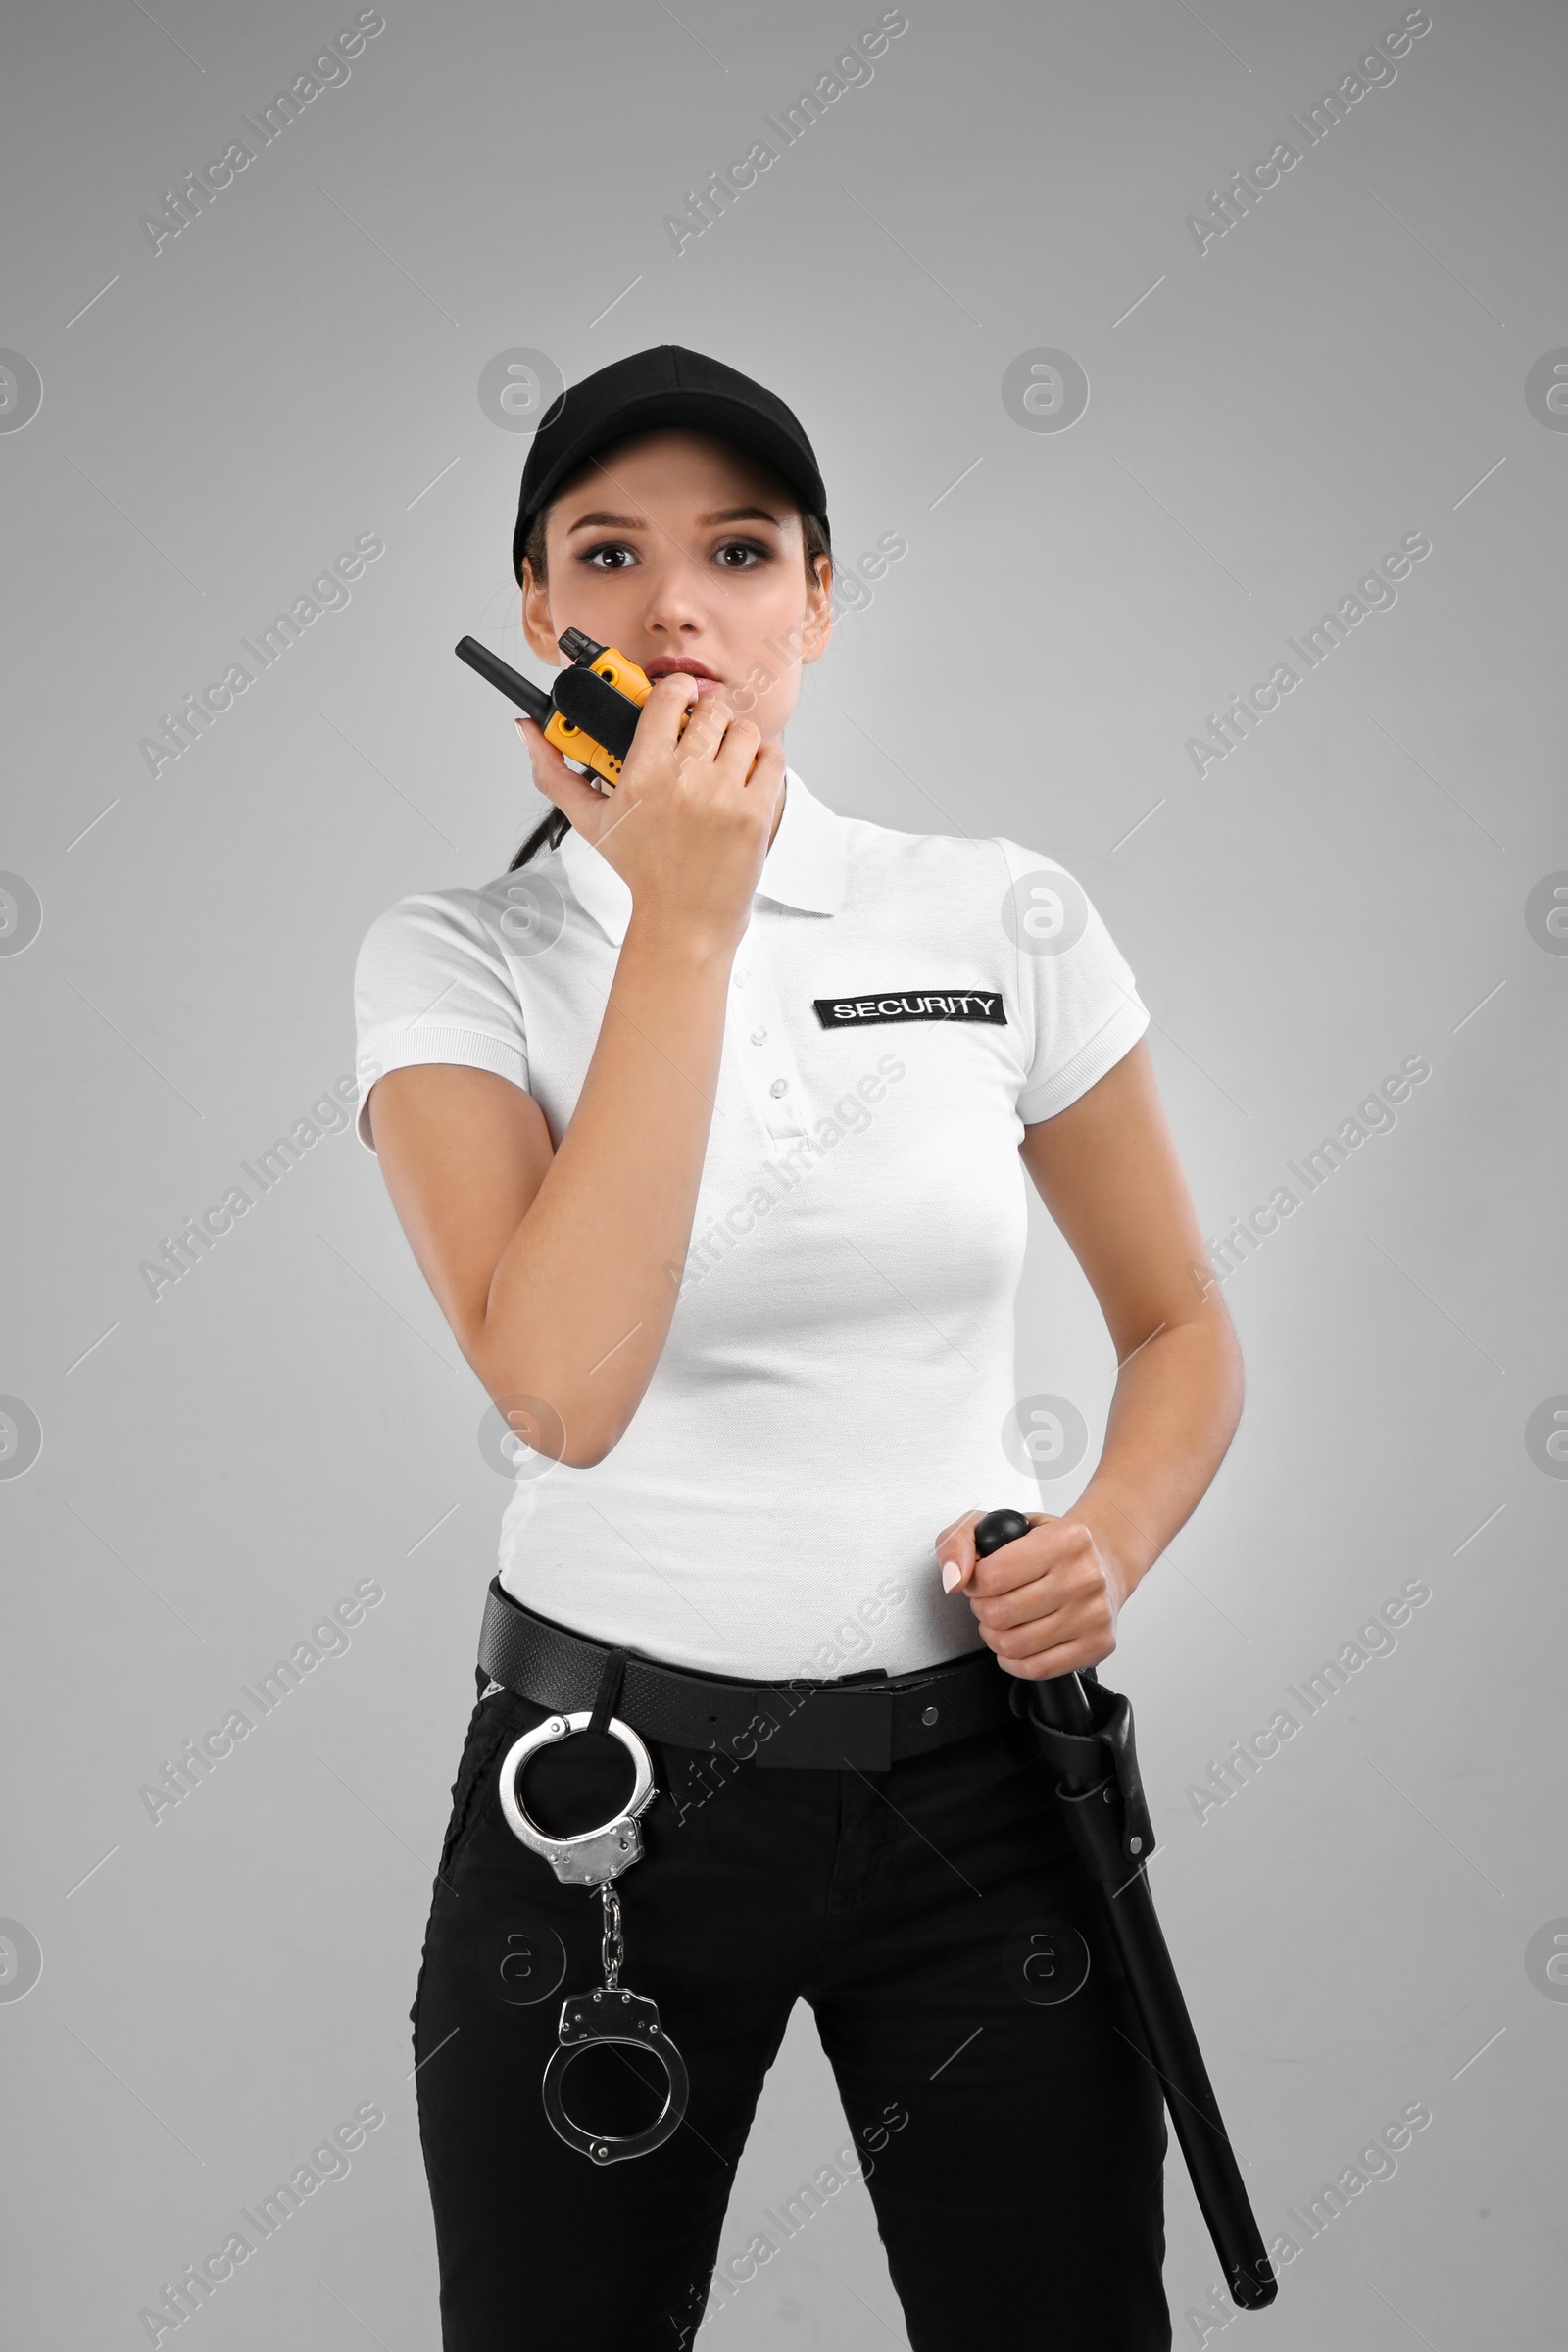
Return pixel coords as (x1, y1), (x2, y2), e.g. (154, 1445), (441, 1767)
(993, 838), (1150, 1125)
(353, 890), (530, 1152)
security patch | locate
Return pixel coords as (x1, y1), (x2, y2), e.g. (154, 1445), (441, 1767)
(812, 990), (1007, 1029)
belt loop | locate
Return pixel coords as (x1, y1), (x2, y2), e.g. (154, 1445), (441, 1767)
(586, 1646), (631, 1739)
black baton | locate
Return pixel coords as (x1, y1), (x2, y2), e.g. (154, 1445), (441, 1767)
(976, 1508), (1277, 2312)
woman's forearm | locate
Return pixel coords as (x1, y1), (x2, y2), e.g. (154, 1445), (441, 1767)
(474, 908), (737, 1465)
(1066, 1310), (1244, 1599)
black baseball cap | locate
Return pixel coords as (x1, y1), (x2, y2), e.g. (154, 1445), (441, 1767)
(513, 344), (829, 583)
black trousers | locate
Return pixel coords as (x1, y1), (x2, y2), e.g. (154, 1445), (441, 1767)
(411, 1664), (1171, 2351)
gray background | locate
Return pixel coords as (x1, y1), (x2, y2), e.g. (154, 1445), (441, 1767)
(2, 0), (1564, 2342)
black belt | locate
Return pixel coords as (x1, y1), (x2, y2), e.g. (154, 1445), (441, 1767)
(477, 1578), (1016, 1771)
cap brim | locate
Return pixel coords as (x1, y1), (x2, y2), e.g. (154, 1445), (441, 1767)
(513, 391), (827, 578)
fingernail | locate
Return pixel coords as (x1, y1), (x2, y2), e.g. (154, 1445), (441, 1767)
(941, 1562), (961, 1593)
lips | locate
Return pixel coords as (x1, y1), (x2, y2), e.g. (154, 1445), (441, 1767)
(643, 656), (723, 694)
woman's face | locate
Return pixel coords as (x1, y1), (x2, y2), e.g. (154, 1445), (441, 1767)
(520, 427), (832, 747)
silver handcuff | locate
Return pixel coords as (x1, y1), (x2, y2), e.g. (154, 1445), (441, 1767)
(495, 1703), (690, 2165)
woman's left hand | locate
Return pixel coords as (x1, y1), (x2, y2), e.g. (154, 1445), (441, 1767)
(933, 1508), (1131, 1680)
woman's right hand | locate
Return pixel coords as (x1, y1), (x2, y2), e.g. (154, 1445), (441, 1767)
(514, 673), (785, 955)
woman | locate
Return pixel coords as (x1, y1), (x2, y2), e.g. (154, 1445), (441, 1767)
(354, 344), (1242, 2350)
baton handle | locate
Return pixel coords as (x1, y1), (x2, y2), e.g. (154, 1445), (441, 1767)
(973, 1511), (1101, 1744)
(974, 1508), (1278, 2312)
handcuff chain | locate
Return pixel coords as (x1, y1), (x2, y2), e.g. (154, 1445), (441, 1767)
(597, 1879), (623, 1990)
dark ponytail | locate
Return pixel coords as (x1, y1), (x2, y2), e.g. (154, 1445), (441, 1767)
(508, 805), (570, 872)
(506, 506), (833, 872)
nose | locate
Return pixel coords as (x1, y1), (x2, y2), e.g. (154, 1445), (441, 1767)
(639, 548), (715, 643)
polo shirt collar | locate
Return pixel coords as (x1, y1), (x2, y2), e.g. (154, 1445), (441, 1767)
(557, 766), (848, 948)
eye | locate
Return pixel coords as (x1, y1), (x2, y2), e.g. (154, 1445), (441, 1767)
(713, 538), (771, 570)
(579, 541), (637, 571)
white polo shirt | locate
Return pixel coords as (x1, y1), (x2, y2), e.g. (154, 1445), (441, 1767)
(354, 768), (1148, 1680)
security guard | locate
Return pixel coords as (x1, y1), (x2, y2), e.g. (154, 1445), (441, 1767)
(354, 345), (1242, 2350)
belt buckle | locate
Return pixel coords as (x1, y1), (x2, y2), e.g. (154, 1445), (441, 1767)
(497, 1712), (659, 1884)
(755, 1685), (894, 1771)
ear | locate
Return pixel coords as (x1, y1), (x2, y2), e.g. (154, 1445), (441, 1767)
(799, 550), (835, 667)
(519, 558), (562, 666)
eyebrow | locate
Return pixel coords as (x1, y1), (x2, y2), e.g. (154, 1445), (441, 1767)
(699, 506), (783, 526)
(564, 505), (783, 535)
(564, 511), (641, 533)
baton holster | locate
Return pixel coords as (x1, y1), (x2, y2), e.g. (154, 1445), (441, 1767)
(1008, 1670), (1156, 1881)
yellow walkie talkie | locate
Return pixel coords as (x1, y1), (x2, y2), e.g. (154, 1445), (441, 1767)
(455, 630), (652, 791)
(542, 629), (655, 790)
(455, 628), (755, 790)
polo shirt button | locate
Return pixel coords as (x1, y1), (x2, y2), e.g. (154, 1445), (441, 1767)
(750, 1027), (767, 1045)
(921, 1705), (939, 1727)
(733, 969), (750, 987)
(769, 1078), (788, 1098)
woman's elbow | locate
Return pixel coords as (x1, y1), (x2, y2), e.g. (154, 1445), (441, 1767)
(473, 1362), (624, 1473)
(555, 1414), (632, 1471)
(560, 1420), (622, 1471)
